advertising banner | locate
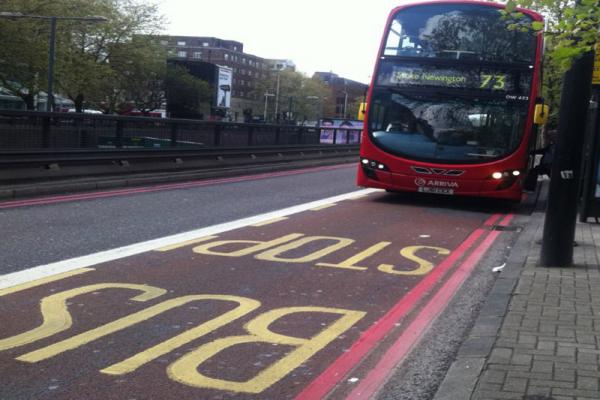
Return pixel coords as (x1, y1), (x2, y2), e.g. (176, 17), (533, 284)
(319, 119), (363, 144)
(216, 65), (233, 109)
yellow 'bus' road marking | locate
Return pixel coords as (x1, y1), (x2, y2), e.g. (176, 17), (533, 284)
(0, 268), (95, 297)
(250, 217), (289, 227)
(20, 295), (260, 367)
(0, 283), (166, 352)
(167, 306), (365, 393)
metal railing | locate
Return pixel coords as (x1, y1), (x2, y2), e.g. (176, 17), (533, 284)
(0, 110), (362, 151)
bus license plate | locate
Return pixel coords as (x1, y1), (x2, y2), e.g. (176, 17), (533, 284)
(418, 187), (454, 195)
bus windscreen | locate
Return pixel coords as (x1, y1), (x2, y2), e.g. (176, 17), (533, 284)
(383, 4), (537, 64)
(368, 90), (528, 163)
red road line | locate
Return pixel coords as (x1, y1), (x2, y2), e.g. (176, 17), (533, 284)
(346, 213), (514, 399)
(484, 214), (502, 226)
(0, 163), (355, 209)
(294, 213), (503, 400)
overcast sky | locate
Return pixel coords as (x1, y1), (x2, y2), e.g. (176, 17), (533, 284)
(157, 0), (410, 84)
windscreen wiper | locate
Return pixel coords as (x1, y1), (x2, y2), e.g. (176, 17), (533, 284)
(466, 152), (497, 158)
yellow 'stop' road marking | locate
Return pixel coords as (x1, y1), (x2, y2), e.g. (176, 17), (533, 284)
(1, 189), (379, 291)
(0, 268), (95, 297)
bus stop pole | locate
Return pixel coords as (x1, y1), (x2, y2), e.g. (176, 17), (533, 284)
(540, 52), (595, 267)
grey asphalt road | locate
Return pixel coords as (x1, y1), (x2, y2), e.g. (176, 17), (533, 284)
(1, 164), (359, 275)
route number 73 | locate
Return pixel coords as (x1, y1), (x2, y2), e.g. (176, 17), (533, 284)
(480, 74), (506, 90)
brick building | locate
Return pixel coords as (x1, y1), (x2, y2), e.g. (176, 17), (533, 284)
(313, 72), (368, 119)
(163, 36), (294, 121)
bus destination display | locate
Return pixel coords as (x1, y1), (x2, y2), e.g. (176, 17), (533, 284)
(377, 64), (530, 94)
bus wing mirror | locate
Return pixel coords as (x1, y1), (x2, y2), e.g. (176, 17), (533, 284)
(534, 104), (549, 125)
(357, 102), (367, 121)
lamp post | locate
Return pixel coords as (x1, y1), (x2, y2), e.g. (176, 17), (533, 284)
(342, 79), (348, 119)
(274, 71), (281, 122)
(306, 95), (320, 124)
(263, 92), (274, 122)
(0, 12), (107, 111)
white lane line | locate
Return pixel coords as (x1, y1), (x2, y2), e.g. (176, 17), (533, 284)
(250, 217), (289, 227)
(0, 189), (380, 290)
(310, 204), (337, 211)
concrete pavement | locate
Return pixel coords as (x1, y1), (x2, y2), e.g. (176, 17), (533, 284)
(435, 183), (600, 400)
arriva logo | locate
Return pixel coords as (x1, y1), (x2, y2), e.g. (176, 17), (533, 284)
(414, 178), (459, 188)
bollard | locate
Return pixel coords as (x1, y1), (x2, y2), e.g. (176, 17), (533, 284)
(115, 120), (124, 149)
(214, 124), (221, 147)
(540, 52), (595, 267)
(170, 123), (178, 147)
(247, 126), (254, 146)
(41, 116), (51, 148)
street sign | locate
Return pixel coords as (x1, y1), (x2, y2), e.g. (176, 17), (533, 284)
(593, 44), (600, 86)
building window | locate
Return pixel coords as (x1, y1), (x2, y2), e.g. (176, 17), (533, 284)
(242, 58), (247, 64)
(193, 51), (202, 59)
(202, 42), (209, 47)
(177, 40), (186, 46)
(224, 53), (229, 60)
(177, 51), (187, 58)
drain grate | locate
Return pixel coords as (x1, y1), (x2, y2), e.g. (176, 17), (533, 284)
(490, 225), (523, 232)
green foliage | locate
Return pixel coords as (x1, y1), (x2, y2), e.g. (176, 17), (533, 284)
(0, 0), (55, 108)
(251, 70), (330, 122)
(504, 0), (599, 122)
(506, 0), (599, 68)
(0, 0), (168, 112)
(164, 65), (212, 119)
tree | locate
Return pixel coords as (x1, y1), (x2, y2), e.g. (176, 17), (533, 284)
(165, 64), (212, 119)
(504, 0), (600, 121)
(0, 0), (166, 112)
(100, 36), (167, 114)
(0, 0), (56, 109)
(55, 0), (165, 112)
(252, 70), (330, 123)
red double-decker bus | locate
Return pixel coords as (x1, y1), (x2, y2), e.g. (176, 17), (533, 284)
(357, 1), (544, 201)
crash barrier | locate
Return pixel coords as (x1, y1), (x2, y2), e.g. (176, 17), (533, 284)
(0, 144), (359, 185)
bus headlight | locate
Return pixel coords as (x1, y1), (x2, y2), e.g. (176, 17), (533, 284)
(489, 169), (521, 190)
(491, 170), (520, 180)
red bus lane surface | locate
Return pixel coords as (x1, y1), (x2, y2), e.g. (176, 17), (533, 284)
(0, 192), (513, 399)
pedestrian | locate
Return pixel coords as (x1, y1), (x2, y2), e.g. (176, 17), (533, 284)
(523, 127), (557, 191)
